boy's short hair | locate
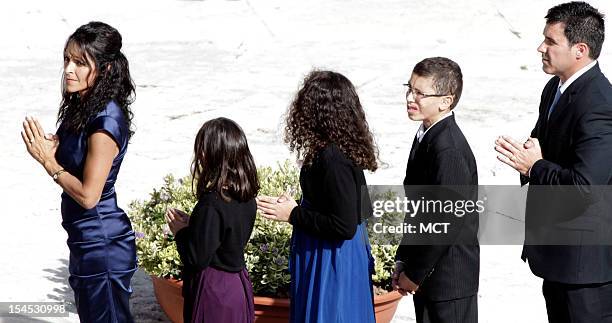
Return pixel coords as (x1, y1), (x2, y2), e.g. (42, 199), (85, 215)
(413, 57), (463, 109)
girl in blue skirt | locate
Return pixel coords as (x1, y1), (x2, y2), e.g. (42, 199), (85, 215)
(166, 117), (258, 323)
(256, 70), (379, 322)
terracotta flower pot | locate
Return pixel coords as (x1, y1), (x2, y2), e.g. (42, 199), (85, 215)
(151, 276), (184, 323)
(253, 296), (290, 323)
(374, 290), (403, 322)
(151, 275), (402, 323)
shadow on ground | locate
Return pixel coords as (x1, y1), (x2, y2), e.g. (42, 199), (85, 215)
(0, 314), (56, 323)
(131, 268), (170, 322)
(43, 259), (76, 315)
(43, 259), (169, 322)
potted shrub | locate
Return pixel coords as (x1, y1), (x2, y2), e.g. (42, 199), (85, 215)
(129, 161), (401, 323)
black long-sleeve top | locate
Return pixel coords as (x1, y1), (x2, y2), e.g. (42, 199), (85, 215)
(174, 191), (256, 272)
(289, 144), (370, 240)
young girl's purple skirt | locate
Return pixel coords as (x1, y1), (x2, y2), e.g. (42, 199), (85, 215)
(183, 266), (254, 323)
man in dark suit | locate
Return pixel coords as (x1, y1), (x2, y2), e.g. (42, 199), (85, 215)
(495, 2), (612, 322)
(393, 57), (480, 323)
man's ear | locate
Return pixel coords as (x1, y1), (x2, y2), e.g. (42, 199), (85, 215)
(575, 43), (589, 59)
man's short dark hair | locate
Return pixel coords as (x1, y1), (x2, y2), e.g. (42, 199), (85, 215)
(413, 57), (463, 109)
(546, 1), (605, 59)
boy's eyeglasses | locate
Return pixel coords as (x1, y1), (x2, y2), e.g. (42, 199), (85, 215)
(403, 84), (449, 100)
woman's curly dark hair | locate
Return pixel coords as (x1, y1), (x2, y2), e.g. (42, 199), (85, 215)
(285, 70), (378, 171)
(57, 21), (135, 138)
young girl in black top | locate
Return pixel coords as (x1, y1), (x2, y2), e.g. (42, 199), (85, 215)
(256, 70), (379, 322)
(166, 117), (259, 323)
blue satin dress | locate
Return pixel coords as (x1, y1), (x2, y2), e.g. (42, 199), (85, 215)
(55, 101), (137, 323)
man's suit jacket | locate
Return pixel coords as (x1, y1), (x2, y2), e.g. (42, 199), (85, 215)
(395, 113), (480, 301)
(522, 63), (612, 284)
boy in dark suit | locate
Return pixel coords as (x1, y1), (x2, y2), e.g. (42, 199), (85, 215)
(393, 57), (479, 323)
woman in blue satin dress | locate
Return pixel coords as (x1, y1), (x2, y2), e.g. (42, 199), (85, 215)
(21, 21), (137, 322)
(256, 70), (379, 322)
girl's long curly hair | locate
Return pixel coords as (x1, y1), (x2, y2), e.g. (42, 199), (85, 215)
(57, 21), (135, 138)
(285, 70), (378, 170)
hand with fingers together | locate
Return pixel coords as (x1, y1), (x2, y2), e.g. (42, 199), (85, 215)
(21, 116), (60, 169)
(256, 193), (298, 222)
(395, 270), (419, 296)
(165, 208), (190, 235)
(392, 261), (413, 296)
(495, 135), (543, 176)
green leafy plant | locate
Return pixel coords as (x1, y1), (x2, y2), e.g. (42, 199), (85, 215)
(129, 160), (397, 297)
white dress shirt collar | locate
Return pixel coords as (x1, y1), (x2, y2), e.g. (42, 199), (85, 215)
(558, 60), (597, 94)
(416, 112), (454, 143)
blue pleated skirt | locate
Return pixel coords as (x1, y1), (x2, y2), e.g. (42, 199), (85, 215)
(289, 216), (375, 322)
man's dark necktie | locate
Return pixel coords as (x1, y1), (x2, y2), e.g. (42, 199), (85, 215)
(547, 86), (562, 120)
